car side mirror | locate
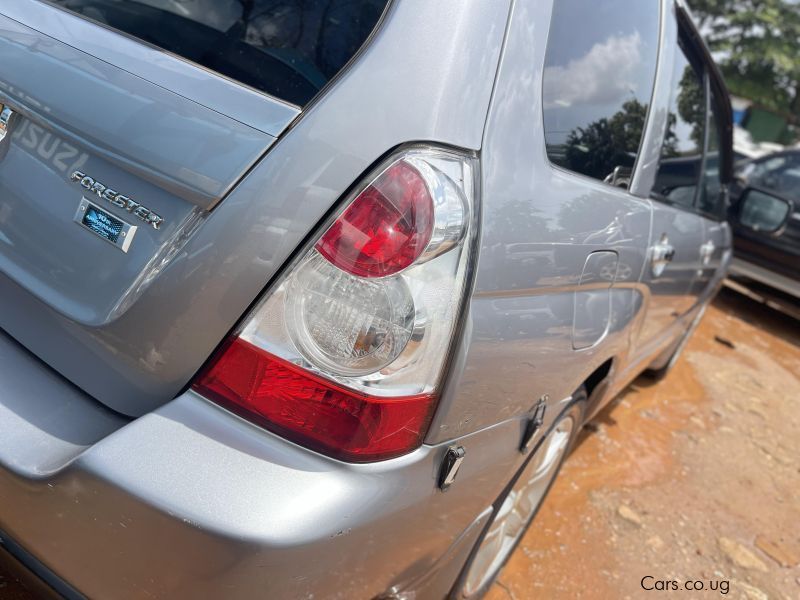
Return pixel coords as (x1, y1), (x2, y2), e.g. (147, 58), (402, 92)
(736, 187), (792, 234)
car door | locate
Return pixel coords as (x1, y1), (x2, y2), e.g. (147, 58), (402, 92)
(691, 73), (733, 302)
(634, 4), (732, 356)
(731, 152), (800, 284)
(425, 0), (660, 440)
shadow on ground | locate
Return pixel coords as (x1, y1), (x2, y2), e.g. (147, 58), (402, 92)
(488, 286), (800, 600)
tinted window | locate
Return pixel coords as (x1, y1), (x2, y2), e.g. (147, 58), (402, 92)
(698, 92), (724, 215)
(543, 0), (660, 187)
(651, 42), (706, 208)
(49, 0), (388, 106)
(745, 154), (800, 202)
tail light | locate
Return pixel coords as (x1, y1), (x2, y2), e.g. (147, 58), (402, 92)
(192, 146), (478, 462)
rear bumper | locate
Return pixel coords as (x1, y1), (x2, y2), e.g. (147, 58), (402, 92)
(0, 329), (523, 599)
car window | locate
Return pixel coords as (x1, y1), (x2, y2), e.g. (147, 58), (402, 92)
(650, 40), (705, 209)
(748, 155), (800, 202)
(47, 0), (389, 106)
(780, 165), (800, 202)
(542, 0), (660, 188)
(698, 86), (725, 217)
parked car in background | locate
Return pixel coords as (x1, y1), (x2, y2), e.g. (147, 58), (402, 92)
(728, 150), (800, 298)
(0, 0), (734, 598)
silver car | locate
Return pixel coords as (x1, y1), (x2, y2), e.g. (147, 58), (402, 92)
(0, 0), (733, 598)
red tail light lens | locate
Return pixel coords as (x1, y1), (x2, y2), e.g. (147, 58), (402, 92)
(194, 339), (435, 462)
(191, 147), (476, 462)
(315, 160), (434, 277)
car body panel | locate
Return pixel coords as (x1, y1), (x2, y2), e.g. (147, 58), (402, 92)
(0, 12), (280, 329)
(0, 330), (127, 477)
(732, 219), (800, 283)
(637, 202), (704, 352)
(0, 0), (512, 416)
(631, 0), (733, 361)
(729, 256), (800, 297)
(0, 320), (536, 598)
(0, 0), (734, 597)
(0, 13), (277, 209)
(702, 219), (732, 290)
(3, 0), (301, 137)
(428, 0), (652, 443)
(629, 0), (679, 200)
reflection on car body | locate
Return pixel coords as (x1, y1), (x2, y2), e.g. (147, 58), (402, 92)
(0, 0), (734, 598)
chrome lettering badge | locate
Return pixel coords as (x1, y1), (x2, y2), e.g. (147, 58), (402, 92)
(69, 171), (164, 230)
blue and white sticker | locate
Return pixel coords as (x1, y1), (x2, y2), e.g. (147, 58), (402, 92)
(73, 197), (136, 252)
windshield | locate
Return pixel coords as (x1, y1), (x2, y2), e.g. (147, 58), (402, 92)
(739, 153), (800, 203)
(47, 0), (389, 106)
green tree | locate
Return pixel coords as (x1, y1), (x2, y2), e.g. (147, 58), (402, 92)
(661, 112), (680, 157)
(563, 99), (648, 181)
(689, 0), (800, 120)
(677, 65), (706, 149)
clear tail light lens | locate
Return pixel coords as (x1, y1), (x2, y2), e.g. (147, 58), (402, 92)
(193, 146), (478, 462)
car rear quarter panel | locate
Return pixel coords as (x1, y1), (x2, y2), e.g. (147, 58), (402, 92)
(0, 334), (529, 599)
(427, 0), (653, 444)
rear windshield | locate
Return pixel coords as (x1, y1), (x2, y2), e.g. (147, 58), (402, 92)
(48, 0), (389, 106)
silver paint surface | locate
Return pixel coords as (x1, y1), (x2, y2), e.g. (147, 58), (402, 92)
(0, 0), (513, 416)
(0, 0), (733, 597)
(3, 0), (300, 137)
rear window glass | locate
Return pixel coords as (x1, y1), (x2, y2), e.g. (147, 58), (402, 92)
(651, 40), (706, 209)
(542, 0), (659, 188)
(48, 0), (389, 106)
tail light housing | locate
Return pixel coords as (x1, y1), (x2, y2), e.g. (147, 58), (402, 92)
(193, 146), (478, 462)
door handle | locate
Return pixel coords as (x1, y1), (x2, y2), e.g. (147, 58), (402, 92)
(699, 240), (715, 265)
(650, 233), (675, 277)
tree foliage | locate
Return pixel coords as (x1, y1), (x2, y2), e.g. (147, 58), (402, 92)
(689, 0), (800, 120)
(562, 76), (705, 171)
(677, 66), (706, 150)
(564, 99), (647, 181)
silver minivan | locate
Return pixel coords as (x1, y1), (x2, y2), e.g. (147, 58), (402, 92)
(0, 0), (733, 598)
